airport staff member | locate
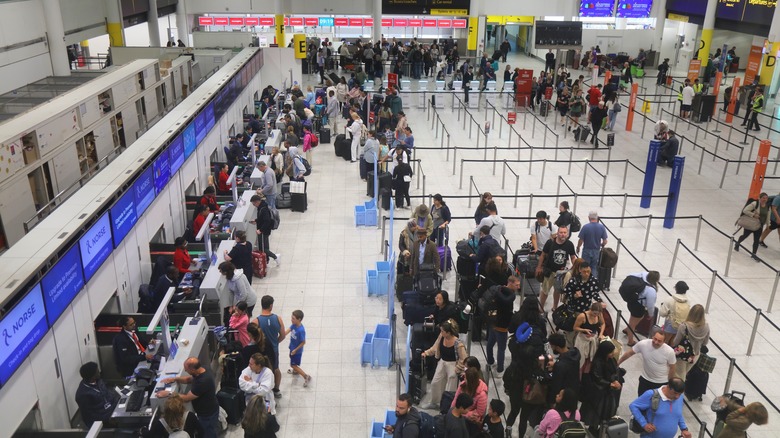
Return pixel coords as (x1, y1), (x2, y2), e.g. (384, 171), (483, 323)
(75, 362), (120, 428)
(156, 357), (220, 438)
(112, 316), (153, 378)
(256, 161), (277, 209)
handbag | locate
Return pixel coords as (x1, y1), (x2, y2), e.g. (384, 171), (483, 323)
(736, 214), (761, 231)
(674, 336), (696, 363)
(696, 352), (717, 373)
(521, 378), (547, 405)
(552, 305), (576, 332)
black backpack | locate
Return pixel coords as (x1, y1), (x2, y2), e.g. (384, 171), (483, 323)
(570, 214), (582, 233)
(478, 286), (502, 325)
(557, 411), (588, 438)
(418, 411), (436, 438)
(619, 275), (648, 303)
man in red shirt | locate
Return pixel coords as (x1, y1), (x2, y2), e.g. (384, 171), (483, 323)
(587, 84), (602, 112)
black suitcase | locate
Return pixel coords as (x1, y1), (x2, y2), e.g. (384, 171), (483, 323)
(328, 72), (341, 84)
(540, 101), (549, 117)
(439, 391), (456, 415)
(606, 132), (615, 146)
(403, 299), (436, 325)
(411, 322), (439, 350)
(684, 363), (709, 401)
(409, 371), (425, 405)
(334, 134), (347, 156)
(277, 183), (292, 209)
(291, 193), (307, 212)
(458, 276), (479, 303)
(367, 171), (392, 197)
(603, 416), (628, 438)
(597, 266), (612, 291)
(320, 127), (331, 144)
(216, 387), (245, 425)
(456, 256), (477, 277)
(380, 188), (392, 210)
(396, 274), (414, 301)
(576, 125), (591, 142)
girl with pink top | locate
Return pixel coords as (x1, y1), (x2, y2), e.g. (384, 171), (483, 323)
(229, 301), (251, 347)
(536, 388), (581, 438)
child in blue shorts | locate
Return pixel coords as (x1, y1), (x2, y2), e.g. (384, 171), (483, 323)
(286, 310), (311, 386)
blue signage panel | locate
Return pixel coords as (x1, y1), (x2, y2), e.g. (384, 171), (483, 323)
(79, 212), (113, 282)
(204, 102), (215, 132)
(664, 156), (686, 229)
(134, 167), (155, 217)
(41, 246), (84, 327)
(579, 0), (615, 17)
(110, 189), (137, 248)
(194, 112), (207, 145)
(641, 140), (661, 208)
(183, 122), (196, 159)
(617, 0), (654, 18)
(153, 149), (171, 195)
(0, 284), (48, 385)
(168, 134), (184, 175)
(319, 17), (334, 27)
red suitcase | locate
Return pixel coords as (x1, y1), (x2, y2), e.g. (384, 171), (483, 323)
(252, 237), (267, 279)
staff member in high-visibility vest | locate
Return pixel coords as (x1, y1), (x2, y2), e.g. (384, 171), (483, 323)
(692, 78), (704, 95)
(747, 87), (764, 132)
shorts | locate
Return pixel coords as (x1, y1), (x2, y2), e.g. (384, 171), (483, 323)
(270, 349), (280, 370)
(290, 352), (303, 366)
(681, 104), (691, 111)
(541, 272), (565, 297)
(769, 221), (779, 231)
(570, 111), (582, 118)
(627, 300), (648, 318)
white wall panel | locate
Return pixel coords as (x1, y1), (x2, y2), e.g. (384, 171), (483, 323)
(52, 144), (82, 195)
(112, 241), (132, 313)
(121, 231), (142, 312)
(52, 308), (82, 420)
(60, 0), (106, 45)
(72, 289), (98, 365)
(86, 253), (119, 317)
(0, 361), (37, 434)
(0, 172), (37, 244)
(29, 332), (70, 429)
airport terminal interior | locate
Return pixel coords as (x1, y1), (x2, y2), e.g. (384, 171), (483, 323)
(2, 0), (780, 437)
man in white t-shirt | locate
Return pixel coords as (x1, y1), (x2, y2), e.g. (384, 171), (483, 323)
(530, 210), (557, 255)
(618, 328), (676, 396)
(681, 80), (695, 120)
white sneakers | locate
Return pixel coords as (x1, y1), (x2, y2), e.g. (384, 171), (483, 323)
(274, 254), (281, 267)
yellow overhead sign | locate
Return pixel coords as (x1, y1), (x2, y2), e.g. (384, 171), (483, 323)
(431, 9), (468, 15)
(293, 34), (306, 59)
(468, 17), (478, 51)
(667, 13), (689, 22)
(486, 16), (534, 25)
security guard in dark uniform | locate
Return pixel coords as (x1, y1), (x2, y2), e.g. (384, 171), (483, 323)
(75, 362), (120, 427)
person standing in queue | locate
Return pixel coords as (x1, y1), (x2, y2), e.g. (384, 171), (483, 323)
(156, 357), (220, 438)
(255, 295), (286, 399)
(224, 230), (255, 284)
(112, 316), (154, 378)
(75, 362), (120, 428)
(250, 195), (280, 267)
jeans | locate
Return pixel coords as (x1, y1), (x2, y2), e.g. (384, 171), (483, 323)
(737, 226), (762, 254)
(591, 123), (602, 147)
(638, 376), (665, 397)
(582, 247), (601, 278)
(259, 233), (277, 260)
(197, 410), (221, 438)
(265, 193), (277, 209)
(486, 328), (508, 371)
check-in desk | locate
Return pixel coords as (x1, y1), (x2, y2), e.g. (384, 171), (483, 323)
(229, 189), (257, 233)
(249, 154), (271, 186)
(265, 128), (282, 151)
(199, 239), (237, 310)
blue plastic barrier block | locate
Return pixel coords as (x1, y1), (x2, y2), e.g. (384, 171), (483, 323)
(355, 205), (366, 226)
(365, 208), (378, 226)
(361, 332), (373, 365)
(375, 261), (391, 295)
(365, 199), (376, 210)
(370, 420), (385, 438)
(372, 323), (392, 367)
(384, 409), (397, 428)
(366, 269), (378, 295)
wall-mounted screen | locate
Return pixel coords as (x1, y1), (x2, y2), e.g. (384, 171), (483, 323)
(205, 102), (215, 132)
(580, 0), (616, 17)
(617, 0), (654, 17)
(194, 112), (207, 145)
(666, 0), (707, 16)
(382, 0), (471, 14)
(79, 212), (113, 282)
(110, 189), (137, 248)
(133, 167), (155, 217)
(153, 149), (170, 195)
(0, 284), (48, 385)
(41, 245), (84, 327)
(183, 122), (196, 159)
(168, 134), (184, 175)
(716, 0), (776, 26)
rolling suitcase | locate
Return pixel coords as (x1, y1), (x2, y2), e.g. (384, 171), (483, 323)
(334, 134), (347, 156)
(402, 296), (436, 325)
(320, 127), (331, 144)
(396, 274), (414, 301)
(634, 307), (659, 337)
(291, 193), (307, 212)
(456, 256), (477, 278)
(276, 191), (292, 209)
(380, 188), (392, 210)
(216, 387), (246, 425)
(438, 246), (452, 272)
(577, 125), (591, 142)
(439, 391), (456, 415)
(597, 266), (612, 291)
(684, 363), (709, 401)
(603, 416), (628, 438)
(458, 276), (479, 303)
(411, 322), (439, 350)
(252, 238), (268, 279)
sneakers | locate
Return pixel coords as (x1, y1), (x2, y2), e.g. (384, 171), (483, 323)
(350, 159), (356, 162)
(734, 244), (740, 252)
(274, 254), (281, 267)
(304, 375), (312, 387)
(752, 254), (760, 262)
(273, 388), (282, 399)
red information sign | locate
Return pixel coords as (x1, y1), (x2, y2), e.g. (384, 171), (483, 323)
(214, 17), (229, 26)
(198, 16), (214, 26)
(259, 17), (275, 26)
(245, 17), (259, 26)
(388, 73), (399, 89)
(438, 19), (452, 27)
(744, 43), (764, 86)
(229, 17), (244, 26)
(508, 112), (516, 124)
(334, 17), (349, 26)
(514, 69), (533, 106)
(365, 18), (374, 26)
(381, 18), (393, 26)
(283, 17), (289, 26)
(749, 140), (771, 199)
(349, 18), (363, 26)
(409, 19), (422, 27)
(289, 17), (303, 26)
(304, 17), (319, 26)
(423, 19), (437, 27)
(626, 82), (638, 131)
(394, 18), (408, 27)
(453, 19), (467, 28)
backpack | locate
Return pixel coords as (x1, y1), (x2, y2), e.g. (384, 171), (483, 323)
(432, 413), (446, 438)
(160, 416), (191, 438)
(534, 221), (553, 241)
(670, 300), (691, 330)
(630, 389), (661, 433)
(478, 286), (501, 325)
(556, 411), (588, 438)
(308, 132), (319, 147)
(569, 214), (582, 233)
(619, 275), (648, 303)
(299, 157), (312, 176)
(264, 206), (281, 230)
(418, 410), (436, 438)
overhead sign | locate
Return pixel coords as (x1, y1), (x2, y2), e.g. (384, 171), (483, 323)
(41, 245), (84, 326)
(229, 17), (244, 26)
(259, 17), (275, 26)
(744, 42), (764, 85)
(382, 0), (471, 15)
(319, 17), (334, 27)
(393, 18), (408, 26)
(438, 19), (452, 27)
(79, 212), (113, 282)
(183, 122), (196, 159)
(381, 18), (393, 26)
(214, 17), (229, 26)
(335, 18), (349, 26)
(304, 18), (319, 26)
(289, 17), (303, 26)
(133, 167), (155, 217)
(349, 18), (364, 26)
(198, 17), (214, 26)
(617, 0), (654, 18)
(486, 16), (535, 25)
(467, 17), (478, 51)
(716, 0), (777, 26)
(579, 0), (616, 17)
(452, 19), (467, 28)
(423, 19), (437, 27)
(666, 13), (690, 21)
(245, 17), (259, 26)
(0, 284), (48, 385)
(153, 149), (170, 195)
(293, 34), (307, 59)
(109, 189), (137, 248)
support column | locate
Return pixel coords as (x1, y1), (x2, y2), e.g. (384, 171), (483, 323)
(106, 0), (125, 46)
(698, 0), (717, 60)
(654, 0), (667, 52)
(148, 0), (161, 47)
(759, 4), (780, 90)
(175, 0), (188, 45)
(373, 0), (382, 44)
(275, 0), (286, 47)
(43, 0), (70, 75)
(80, 40), (90, 59)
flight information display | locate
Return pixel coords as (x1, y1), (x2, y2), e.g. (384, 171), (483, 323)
(110, 189), (137, 248)
(168, 134), (184, 175)
(666, 0), (708, 16)
(153, 149), (170, 195)
(717, 0), (776, 26)
(183, 122), (197, 159)
(133, 167), (155, 217)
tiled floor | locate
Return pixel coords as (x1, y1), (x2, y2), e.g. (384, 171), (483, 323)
(224, 52), (780, 437)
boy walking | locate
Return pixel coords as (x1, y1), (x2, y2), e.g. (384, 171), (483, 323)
(286, 310), (312, 386)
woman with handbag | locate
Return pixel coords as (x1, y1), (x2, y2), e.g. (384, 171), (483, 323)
(713, 398), (768, 438)
(672, 304), (710, 381)
(580, 340), (624, 435)
(735, 193), (769, 261)
(572, 301), (606, 371)
(420, 319), (467, 409)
